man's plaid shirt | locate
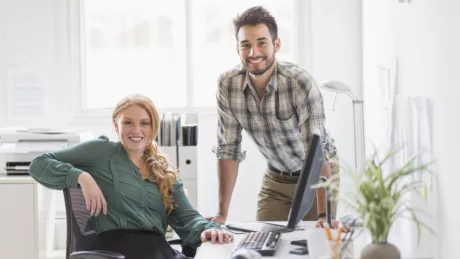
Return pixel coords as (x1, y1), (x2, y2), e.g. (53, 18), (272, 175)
(213, 61), (337, 172)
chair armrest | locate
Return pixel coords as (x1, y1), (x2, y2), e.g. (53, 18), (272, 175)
(181, 245), (197, 258)
(70, 250), (125, 259)
(168, 238), (183, 245)
(168, 239), (197, 258)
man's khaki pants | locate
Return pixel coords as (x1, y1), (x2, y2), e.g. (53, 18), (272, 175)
(256, 161), (340, 221)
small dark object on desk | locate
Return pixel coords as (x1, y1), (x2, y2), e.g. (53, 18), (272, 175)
(289, 239), (308, 255)
(289, 247), (308, 255)
(290, 239), (307, 247)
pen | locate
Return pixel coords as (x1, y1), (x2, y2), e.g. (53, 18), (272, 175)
(335, 224), (343, 242)
(324, 223), (333, 241)
(349, 228), (355, 240)
(326, 186), (332, 227)
(341, 231), (350, 242)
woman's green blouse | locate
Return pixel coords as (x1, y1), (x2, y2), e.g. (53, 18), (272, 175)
(29, 136), (219, 247)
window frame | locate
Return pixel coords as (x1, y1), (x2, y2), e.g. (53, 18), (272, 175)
(68, 0), (311, 119)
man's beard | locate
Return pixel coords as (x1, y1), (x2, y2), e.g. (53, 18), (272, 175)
(245, 52), (276, 76)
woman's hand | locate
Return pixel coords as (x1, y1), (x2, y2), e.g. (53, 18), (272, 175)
(200, 228), (234, 244)
(77, 172), (107, 216)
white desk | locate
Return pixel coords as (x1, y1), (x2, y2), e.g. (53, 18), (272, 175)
(195, 221), (435, 259)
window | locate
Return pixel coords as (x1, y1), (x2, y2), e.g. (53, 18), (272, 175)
(80, 0), (299, 111)
(81, 0), (186, 110)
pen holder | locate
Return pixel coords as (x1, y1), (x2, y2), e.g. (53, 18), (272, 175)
(326, 239), (353, 259)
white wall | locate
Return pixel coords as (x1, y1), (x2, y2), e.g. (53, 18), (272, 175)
(310, 0), (362, 216)
(363, 0), (460, 259)
(0, 0), (362, 223)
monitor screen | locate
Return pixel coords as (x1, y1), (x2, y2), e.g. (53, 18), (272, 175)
(287, 134), (324, 229)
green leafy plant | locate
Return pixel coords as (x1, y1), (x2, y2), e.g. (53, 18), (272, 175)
(313, 148), (435, 245)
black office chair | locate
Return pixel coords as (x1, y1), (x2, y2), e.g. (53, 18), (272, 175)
(63, 187), (197, 259)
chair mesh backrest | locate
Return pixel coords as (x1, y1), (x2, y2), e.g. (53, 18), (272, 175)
(63, 188), (98, 259)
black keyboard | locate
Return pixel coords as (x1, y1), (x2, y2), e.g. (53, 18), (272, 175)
(234, 231), (282, 256)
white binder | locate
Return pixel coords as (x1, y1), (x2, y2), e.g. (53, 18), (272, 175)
(178, 146), (197, 207)
(158, 145), (198, 208)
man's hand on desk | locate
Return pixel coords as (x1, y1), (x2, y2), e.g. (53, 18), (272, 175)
(205, 214), (227, 225)
(200, 228), (234, 244)
(316, 218), (349, 232)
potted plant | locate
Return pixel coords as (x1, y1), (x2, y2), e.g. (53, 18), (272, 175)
(313, 148), (435, 259)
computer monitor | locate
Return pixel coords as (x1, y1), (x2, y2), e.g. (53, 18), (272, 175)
(225, 133), (325, 233)
(286, 133), (324, 229)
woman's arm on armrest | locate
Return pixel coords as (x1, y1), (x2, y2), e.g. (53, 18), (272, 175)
(29, 136), (110, 190)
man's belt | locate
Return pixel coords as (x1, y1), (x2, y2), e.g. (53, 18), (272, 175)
(268, 164), (301, 177)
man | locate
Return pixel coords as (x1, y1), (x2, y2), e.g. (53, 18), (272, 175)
(210, 6), (341, 228)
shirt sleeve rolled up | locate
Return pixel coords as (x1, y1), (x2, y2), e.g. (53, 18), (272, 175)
(214, 76), (246, 162)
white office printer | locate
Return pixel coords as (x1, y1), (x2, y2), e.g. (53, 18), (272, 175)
(0, 128), (93, 175)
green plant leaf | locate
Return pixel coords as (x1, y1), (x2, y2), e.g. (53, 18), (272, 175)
(336, 147), (436, 245)
(396, 181), (425, 200)
(402, 207), (436, 246)
(378, 146), (402, 167)
(387, 163), (432, 191)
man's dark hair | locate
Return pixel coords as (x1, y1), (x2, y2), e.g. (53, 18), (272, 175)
(232, 6), (278, 41)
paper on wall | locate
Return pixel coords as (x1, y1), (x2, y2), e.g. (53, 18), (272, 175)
(7, 68), (46, 117)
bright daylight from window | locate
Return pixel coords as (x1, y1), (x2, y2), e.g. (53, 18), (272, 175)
(82, 0), (297, 110)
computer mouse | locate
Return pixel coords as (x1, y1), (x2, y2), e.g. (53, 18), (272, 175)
(230, 249), (262, 259)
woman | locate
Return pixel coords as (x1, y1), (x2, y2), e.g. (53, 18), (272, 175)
(29, 94), (233, 259)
